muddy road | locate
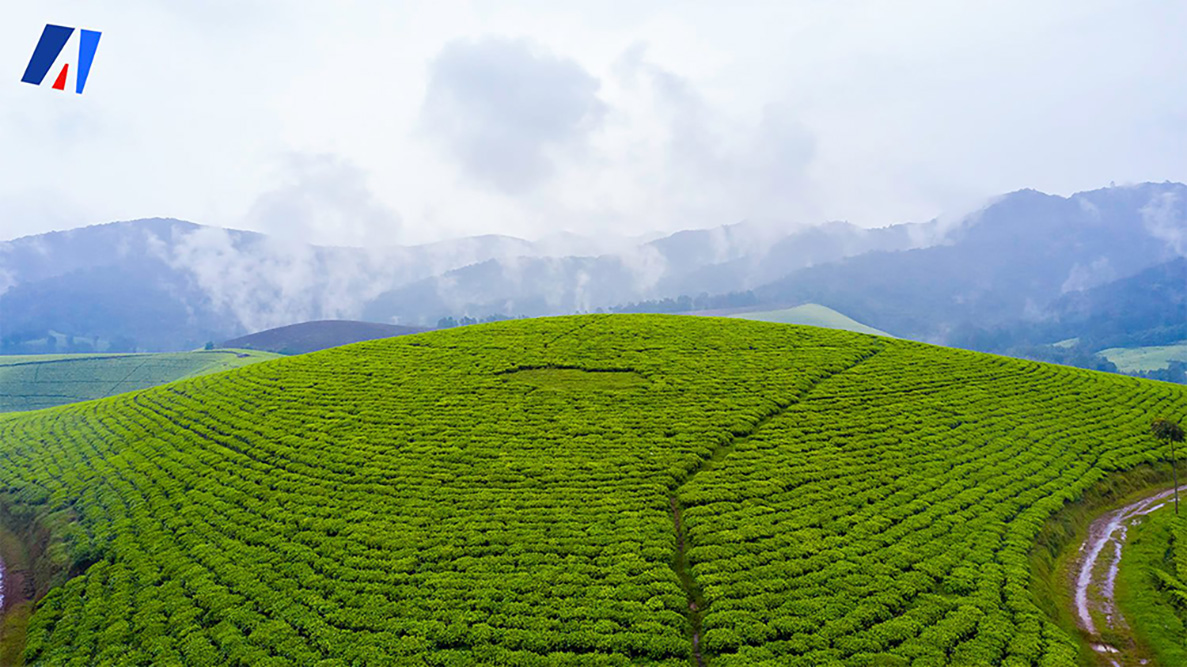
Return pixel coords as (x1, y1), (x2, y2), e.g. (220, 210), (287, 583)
(1072, 487), (1177, 666)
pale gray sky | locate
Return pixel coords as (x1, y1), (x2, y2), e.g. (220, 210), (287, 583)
(2, 1), (1185, 245)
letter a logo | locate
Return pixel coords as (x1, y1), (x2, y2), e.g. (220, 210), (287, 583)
(21, 24), (102, 94)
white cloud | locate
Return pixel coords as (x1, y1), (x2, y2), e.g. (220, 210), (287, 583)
(421, 36), (605, 194)
(1141, 191), (1187, 256)
(0, 1), (1185, 244)
(246, 153), (402, 247)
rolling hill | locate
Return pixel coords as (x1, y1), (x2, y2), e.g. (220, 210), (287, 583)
(0, 315), (1182, 665)
(0, 349), (279, 412)
(725, 304), (892, 337)
(221, 320), (430, 355)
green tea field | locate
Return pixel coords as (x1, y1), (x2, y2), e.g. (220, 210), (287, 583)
(0, 350), (280, 412)
(0, 315), (1182, 665)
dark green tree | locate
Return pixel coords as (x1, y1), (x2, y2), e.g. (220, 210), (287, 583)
(1153, 417), (1186, 514)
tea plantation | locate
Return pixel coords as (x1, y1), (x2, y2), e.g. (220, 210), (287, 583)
(0, 349), (279, 412)
(0, 315), (1183, 665)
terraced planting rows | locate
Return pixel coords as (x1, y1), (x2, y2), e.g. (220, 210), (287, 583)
(680, 348), (1186, 665)
(0, 315), (1182, 665)
(0, 350), (279, 412)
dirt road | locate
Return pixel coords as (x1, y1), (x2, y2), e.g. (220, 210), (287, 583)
(1072, 487), (1177, 666)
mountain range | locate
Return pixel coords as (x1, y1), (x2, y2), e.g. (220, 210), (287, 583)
(1, 182), (1184, 357)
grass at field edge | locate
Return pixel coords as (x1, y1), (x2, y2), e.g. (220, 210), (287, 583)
(1115, 507), (1187, 666)
(1029, 463), (1177, 666)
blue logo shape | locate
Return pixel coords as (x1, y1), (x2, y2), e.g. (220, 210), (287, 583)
(21, 24), (102, 94)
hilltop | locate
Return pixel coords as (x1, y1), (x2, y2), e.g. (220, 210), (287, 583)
(724, 304), (892, 337)
(221, 320), (429, 355)
(0, 315), (1182, 665)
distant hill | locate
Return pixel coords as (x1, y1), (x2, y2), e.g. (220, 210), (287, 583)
(913, 256), (1187, 381)
(0, 219), (545, 351)
(724, 304), (893, 337)
(361, 220), (935, 325)
(1043, 256), (1187, 350)
(0, 348), (278, 412)
(3, 182), (1184, 349)
(222, 319), (429, 354)
(755, 183), (1187, 344)
(948, 257), (1187, 356)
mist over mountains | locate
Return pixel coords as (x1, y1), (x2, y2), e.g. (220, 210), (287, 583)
(1, 182), (1184, 355)
(758, 182), (1187, 344)
(0, 220), (543, 350)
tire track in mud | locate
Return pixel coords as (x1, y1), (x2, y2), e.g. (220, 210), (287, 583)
(666, 346), (885, 666)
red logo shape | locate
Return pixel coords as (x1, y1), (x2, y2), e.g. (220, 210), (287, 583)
(52, 63), (69, 90)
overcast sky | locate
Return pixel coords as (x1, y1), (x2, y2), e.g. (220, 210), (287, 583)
(2, 1), (1185, 245)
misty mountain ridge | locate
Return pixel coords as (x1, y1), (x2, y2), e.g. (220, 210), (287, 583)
(0, 213), (937, 349)
(1, 181), (1184, 353)
(756, 182), (1187, 343)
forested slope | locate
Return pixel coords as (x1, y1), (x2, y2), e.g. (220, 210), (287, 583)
(0, 315), (1182, 665)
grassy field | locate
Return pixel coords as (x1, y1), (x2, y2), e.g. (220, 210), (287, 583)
(0, 315), (1183, 665)
(0, 349), (280, 412)
(1100, 341), (1187, 372)
(726, 304), (893, 337)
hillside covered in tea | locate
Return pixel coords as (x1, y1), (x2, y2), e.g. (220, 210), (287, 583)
(0, 349), (279, 413)
(0, 315), (1183, 666)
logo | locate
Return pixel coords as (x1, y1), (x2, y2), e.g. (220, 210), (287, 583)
(20, 24), (101, 94)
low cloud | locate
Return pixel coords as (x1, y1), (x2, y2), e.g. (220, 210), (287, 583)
(1060, 256), (1116, 294)
(246, 153), (402, 248)
(421, 36), (606, 195)
(1141, 191), (1187, 256)
(610, 44), (819, 229)
(151, 225), (413, 334)
(150, 220), (570, 333)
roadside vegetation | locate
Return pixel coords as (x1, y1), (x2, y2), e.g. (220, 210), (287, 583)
(0, 315), (1182, 664)
(1027, 467), (1174, 667)
(1117, 507), (1187, 665)
(1106, 420), (1187, 665)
